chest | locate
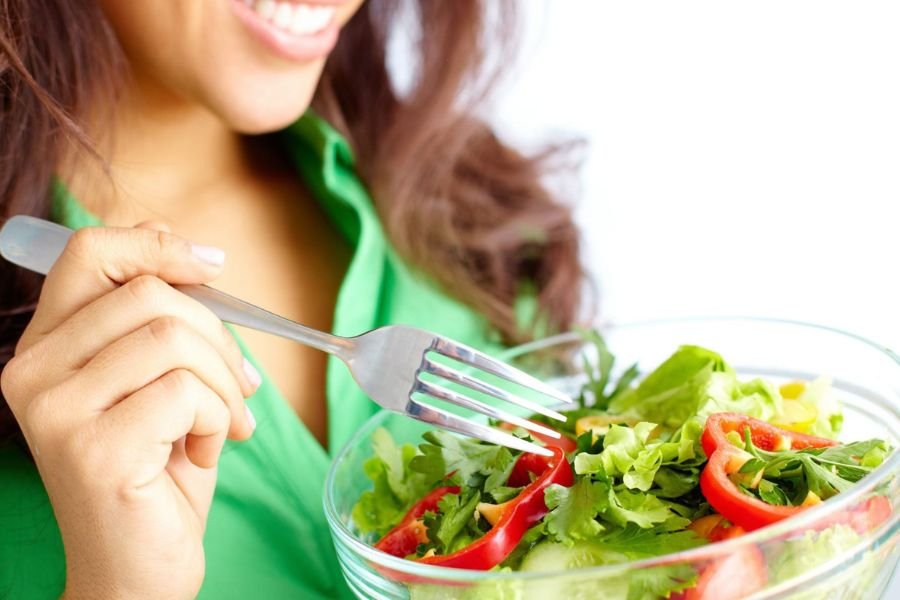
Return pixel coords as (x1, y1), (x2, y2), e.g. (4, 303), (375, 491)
(176, 174), (351, 447)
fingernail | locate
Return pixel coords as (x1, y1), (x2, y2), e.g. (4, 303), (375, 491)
(245, 405), (257, 432)
(243, 358), (262, 389)
(191, 244), (226, 266)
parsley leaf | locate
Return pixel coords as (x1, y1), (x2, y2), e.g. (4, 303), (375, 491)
(489, 486), (524, 503)
(627, 564), (698, 600)
(595, 524), (704, 558)
(410, 430), (516, 492)
(544, 479), (609, 545)
(425, 490), (482, 554)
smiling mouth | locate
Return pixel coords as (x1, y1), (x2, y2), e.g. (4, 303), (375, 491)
(241, 0), (336, 36)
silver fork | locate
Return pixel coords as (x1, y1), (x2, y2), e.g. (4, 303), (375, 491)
(0, 216), (571, 456)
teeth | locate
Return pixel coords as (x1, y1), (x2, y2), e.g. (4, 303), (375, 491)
(255, 0), (276, 20)
(273, 3), (293, 29)
(291, 6), (315, 35)
(248, 1), (335, 36)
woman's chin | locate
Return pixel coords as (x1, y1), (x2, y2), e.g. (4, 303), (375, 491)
(229, 109), (309, 135)
(208, 76), (320, 135)
(220, 101), (313, 135)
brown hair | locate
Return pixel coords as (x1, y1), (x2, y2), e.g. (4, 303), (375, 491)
(1, 0), (587, 443)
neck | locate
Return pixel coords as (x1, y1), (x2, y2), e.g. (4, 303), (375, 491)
(64, 71), (248, 225)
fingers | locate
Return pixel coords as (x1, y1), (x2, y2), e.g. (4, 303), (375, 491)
(135, 221), (172, 234)
(165, 437), (219, 524)
(17, 274), (259, 399)
(101, 369), (230, 472)
(22, 226), (226, 348)
(63, 316), (255, 440)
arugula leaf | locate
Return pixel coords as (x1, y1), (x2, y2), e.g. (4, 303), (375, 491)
(574, 329), (640, 412)
(583, 328), (616, 409)
(757, 479), (790, 505)
(544, 479), (609, 545)
(742, 431), (891, 505)
(609, 363), (641, 404)
(815, 440), (889, 478)
(740, 458), (767, 474)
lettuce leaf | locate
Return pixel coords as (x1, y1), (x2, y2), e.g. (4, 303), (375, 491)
(797, 376), (843, 438)
(352, 428), (435, 535)
(608, 345), (782, 428)
(574, 419), (704, 496)
(768, 524), (861, 584)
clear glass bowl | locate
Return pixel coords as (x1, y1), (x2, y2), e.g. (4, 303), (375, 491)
(324, 318), (900, 599)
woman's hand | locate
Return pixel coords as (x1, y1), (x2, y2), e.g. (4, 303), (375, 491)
(0, 224), (260, 599)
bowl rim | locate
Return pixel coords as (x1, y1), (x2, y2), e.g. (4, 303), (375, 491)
(323, 316), (900, 582)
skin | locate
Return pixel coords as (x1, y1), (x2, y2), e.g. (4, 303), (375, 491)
(0, 0), (365, 597)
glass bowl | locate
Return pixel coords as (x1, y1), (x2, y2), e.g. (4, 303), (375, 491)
(324, 318), (900, 599)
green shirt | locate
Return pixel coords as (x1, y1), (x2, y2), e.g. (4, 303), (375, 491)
(0, 113), (504, 598)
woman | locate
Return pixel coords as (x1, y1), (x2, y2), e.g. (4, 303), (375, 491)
(0, 1), (585, 598)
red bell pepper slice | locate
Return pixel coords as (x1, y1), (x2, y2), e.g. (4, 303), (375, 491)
(374, 486), (460, 557)
(421, 445), (573, 569)
(375, 446), (573, 570)
(700, 413), (838, 531)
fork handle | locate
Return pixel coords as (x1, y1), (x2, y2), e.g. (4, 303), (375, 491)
(0, 215), (353, 358)
(178, 285), (352, 357)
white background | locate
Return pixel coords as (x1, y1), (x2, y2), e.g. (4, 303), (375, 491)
(488, 1), (899, 350)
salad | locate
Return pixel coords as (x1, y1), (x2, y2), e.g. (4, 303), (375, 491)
(350, 334), (894, 599)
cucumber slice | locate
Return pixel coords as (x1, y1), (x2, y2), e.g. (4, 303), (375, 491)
(519, 541), (628, 572)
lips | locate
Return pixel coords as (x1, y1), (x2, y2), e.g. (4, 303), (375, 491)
(232, 0), (343, 62)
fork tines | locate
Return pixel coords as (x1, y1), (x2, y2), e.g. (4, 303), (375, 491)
(407, 336), (575, 457)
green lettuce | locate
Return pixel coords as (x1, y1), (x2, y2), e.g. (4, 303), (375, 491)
(352, 428), (435, 536)
(769, 525), (861, 585)
(574, 419), (704, 496)
(796, 376), (843, 438)
(608, 345), (782, 428)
